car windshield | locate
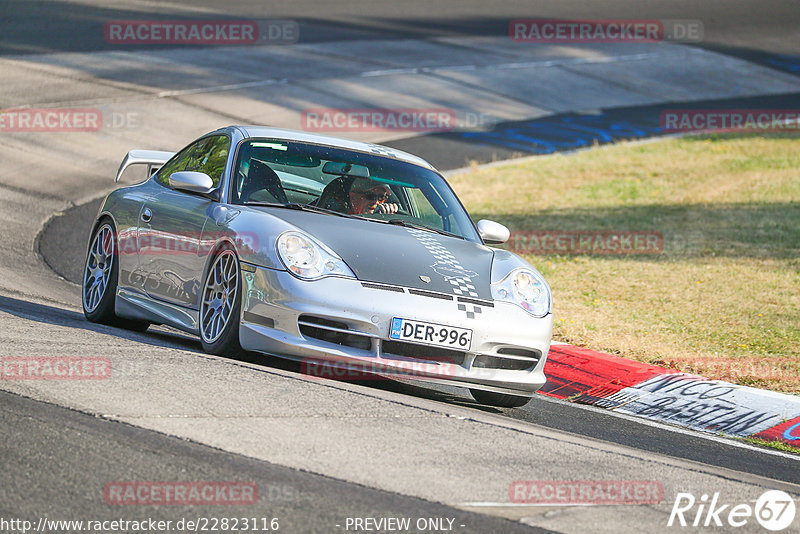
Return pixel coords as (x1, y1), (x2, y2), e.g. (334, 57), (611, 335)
(230, 138), (480, 241)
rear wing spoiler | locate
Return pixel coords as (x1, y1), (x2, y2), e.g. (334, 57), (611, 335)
(115, 150), (175, 182)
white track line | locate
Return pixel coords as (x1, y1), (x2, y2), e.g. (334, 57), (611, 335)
(460, 502), (598, 507)
(360, 52), (663, 77)
(155, 78), (287, 98)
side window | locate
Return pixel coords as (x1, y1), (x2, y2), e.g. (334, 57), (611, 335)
(184, 136), (229, 186)
(155, 146), (193, 187)
(155, 135), (230, 188)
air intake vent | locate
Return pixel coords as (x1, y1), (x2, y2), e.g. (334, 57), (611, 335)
(382, 340), (465, 366)
(242, 311), (275, 328)
(407, 289), (453, 301)
(298, 315), (349, 330)
(457, 296), (493, 307)
(297, 315), (372, 351)
(497, 347), (540, 359)
(361, 282), (405, 293)
(473, 349), (541, 371)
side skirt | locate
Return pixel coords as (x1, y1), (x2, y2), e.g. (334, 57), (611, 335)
(116, 288), (200, 335)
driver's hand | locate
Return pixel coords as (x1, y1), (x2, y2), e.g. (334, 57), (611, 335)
(375, 202), (399, 214)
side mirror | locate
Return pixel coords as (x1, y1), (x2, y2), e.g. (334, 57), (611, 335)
(477, 219), (510, 244)
(169, 171), (217, 199)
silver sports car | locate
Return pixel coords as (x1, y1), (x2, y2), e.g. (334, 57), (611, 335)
(83, 126), (553, 407)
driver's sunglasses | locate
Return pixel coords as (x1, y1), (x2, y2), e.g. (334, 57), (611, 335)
(357, 191), (390, 203)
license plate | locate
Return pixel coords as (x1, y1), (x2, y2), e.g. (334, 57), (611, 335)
(389, 318), (472, 351)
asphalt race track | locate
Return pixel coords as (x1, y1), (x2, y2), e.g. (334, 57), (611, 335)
(2, 2), (800, 533)
(0, 390), (544, 533)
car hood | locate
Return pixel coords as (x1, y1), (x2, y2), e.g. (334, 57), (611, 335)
(267, 209), (494, 300)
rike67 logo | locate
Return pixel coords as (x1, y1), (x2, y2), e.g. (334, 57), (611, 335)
(668, 490), (796, 531)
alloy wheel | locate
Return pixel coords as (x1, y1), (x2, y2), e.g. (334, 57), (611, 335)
(83, 224), (114, 313)
(200, 250), (239, 343)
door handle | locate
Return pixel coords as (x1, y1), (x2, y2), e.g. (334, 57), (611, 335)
(141, 208), (152, 223)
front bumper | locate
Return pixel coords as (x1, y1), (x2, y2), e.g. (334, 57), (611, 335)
(239, 265), (553, 396)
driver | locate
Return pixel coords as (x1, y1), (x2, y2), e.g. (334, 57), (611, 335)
(348, 178), (399, 215)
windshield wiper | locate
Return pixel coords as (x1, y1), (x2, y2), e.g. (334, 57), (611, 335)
(384, 218), (465, 239)
(243, 202), (359, 219)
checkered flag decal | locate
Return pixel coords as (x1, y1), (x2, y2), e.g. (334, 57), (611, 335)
(447, 274), (478, 297)
(457, 303), (482, 320)
(407, 229), (482, 318)
(366, 144), (398, 157)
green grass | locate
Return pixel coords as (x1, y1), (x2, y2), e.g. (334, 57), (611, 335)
(743, 436), (800, 454)
(451, 134), (800, 394)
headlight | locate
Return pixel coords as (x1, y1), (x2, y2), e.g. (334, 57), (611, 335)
(491, 268), (551, 317)
(276, 231), (355, 280)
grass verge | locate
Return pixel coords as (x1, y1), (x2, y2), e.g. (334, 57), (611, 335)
(451, 133), (800, 394)
(742, 436), (800, 454)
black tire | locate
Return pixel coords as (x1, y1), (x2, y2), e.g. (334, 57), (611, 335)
(470, 388), (531, 408)
(199, 246), (244, 357)
(82, 220), (150, 332)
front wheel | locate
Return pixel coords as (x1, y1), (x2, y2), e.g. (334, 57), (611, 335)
(199, 247), (244, 357)
(470, 388), (531, 408)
